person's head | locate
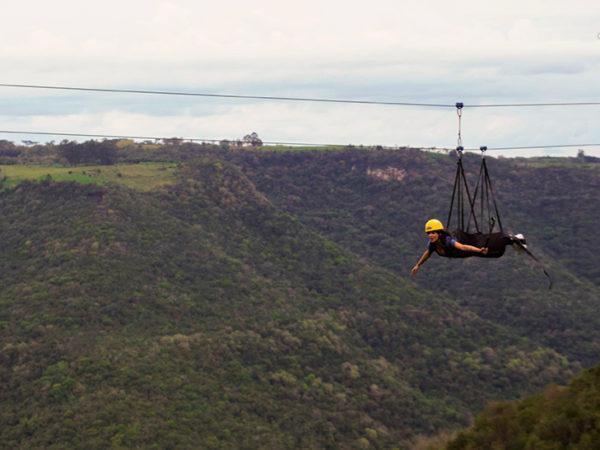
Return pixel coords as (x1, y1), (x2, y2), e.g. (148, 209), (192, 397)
(424, 219), (444, 243)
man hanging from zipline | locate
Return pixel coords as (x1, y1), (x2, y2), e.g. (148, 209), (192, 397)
(411, 219), (489, 276)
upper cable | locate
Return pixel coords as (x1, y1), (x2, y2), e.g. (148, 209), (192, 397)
(3, 83), (600, 108)
(0, 83), (454, 108)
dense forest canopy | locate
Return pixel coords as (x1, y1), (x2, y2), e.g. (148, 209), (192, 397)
(0, 139), (598, 449)
(447, 365), (600, 449)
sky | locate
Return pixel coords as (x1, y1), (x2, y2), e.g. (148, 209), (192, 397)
(1, 0), (600, 156)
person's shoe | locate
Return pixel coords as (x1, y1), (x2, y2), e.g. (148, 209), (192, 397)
(510, 233), (527, 249)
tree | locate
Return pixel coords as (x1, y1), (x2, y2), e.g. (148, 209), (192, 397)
(0, 140), (20, 157)
(58, 140), (83, 165)
(242, 132), (263, 147)
(58, 140), (118, 165)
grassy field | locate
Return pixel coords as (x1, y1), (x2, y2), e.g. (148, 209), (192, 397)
(0, 162), (179, 191)
(513, 157), (600, 169)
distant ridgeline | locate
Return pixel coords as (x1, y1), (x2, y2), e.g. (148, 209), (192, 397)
(0, 139), (598, 449)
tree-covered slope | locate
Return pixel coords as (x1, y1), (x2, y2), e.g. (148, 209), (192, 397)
(225, 149), (600, 365)
(0, 157), (580, 449)
(446, 365), (600, 449)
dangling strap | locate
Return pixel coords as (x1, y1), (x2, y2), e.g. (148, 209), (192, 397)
(513, 240), (553, 289)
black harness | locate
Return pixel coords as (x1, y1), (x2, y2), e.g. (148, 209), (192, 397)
(440, 145), (552, 287)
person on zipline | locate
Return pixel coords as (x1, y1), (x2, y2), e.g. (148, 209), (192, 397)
(411, 219), (488, 276)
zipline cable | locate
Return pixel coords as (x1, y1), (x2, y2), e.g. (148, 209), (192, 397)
(0, 83), (454, 108)
(3, 83), (600, 108)
(0, 129), (351, 148)
(484, 143), (600, 151)
(468, 102), (600, 108)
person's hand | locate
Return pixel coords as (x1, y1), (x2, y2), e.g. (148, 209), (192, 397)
(411, 265), (420, 276)
(480, 247), (488, 255)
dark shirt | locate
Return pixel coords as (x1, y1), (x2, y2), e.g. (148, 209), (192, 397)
(427, 235), (457, 256)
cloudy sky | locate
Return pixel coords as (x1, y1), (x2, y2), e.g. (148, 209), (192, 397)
(1, 0), (600, 156)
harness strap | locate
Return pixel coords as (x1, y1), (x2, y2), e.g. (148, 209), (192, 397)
(459, 158), (480, 233)
(446, 159), (461, 231)
(447, 149), (480, 233)
(467, 148), (502, 234)
(482, 158), (504, 233)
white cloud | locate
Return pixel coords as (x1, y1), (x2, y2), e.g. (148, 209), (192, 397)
(1, 0), (599, 156)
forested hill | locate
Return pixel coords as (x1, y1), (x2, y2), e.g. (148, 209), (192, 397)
(0, 141), (598, 448)
(224, 149), (600, 364)
(446, 365), (600, 449)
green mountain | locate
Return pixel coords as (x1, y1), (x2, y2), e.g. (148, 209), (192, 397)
(223, 149), (600, 365)
(446, 365), (600, 449)
(0, 143), (598, 448)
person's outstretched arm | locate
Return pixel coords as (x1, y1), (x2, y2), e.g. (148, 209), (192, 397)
(454, 242), (488, 254)
(411, 250), (431, 276)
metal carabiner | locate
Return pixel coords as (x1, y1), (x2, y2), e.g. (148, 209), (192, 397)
(456, 102), (464, 148)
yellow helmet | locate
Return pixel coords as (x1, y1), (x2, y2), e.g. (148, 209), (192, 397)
(424, 219), (444, 233)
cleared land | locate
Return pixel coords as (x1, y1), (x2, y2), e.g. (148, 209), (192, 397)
(0, 162), (178, 191)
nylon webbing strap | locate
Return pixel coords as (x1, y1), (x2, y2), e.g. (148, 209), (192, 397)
(513, 240), (553, 289)
(469, 160), (485, 233)
(465, 148), (503, 234)
(482, 158), (503, 232)
(446, 159), (461, 231)
(447, 151), (480, 233)
(459, 159), (479, 232)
